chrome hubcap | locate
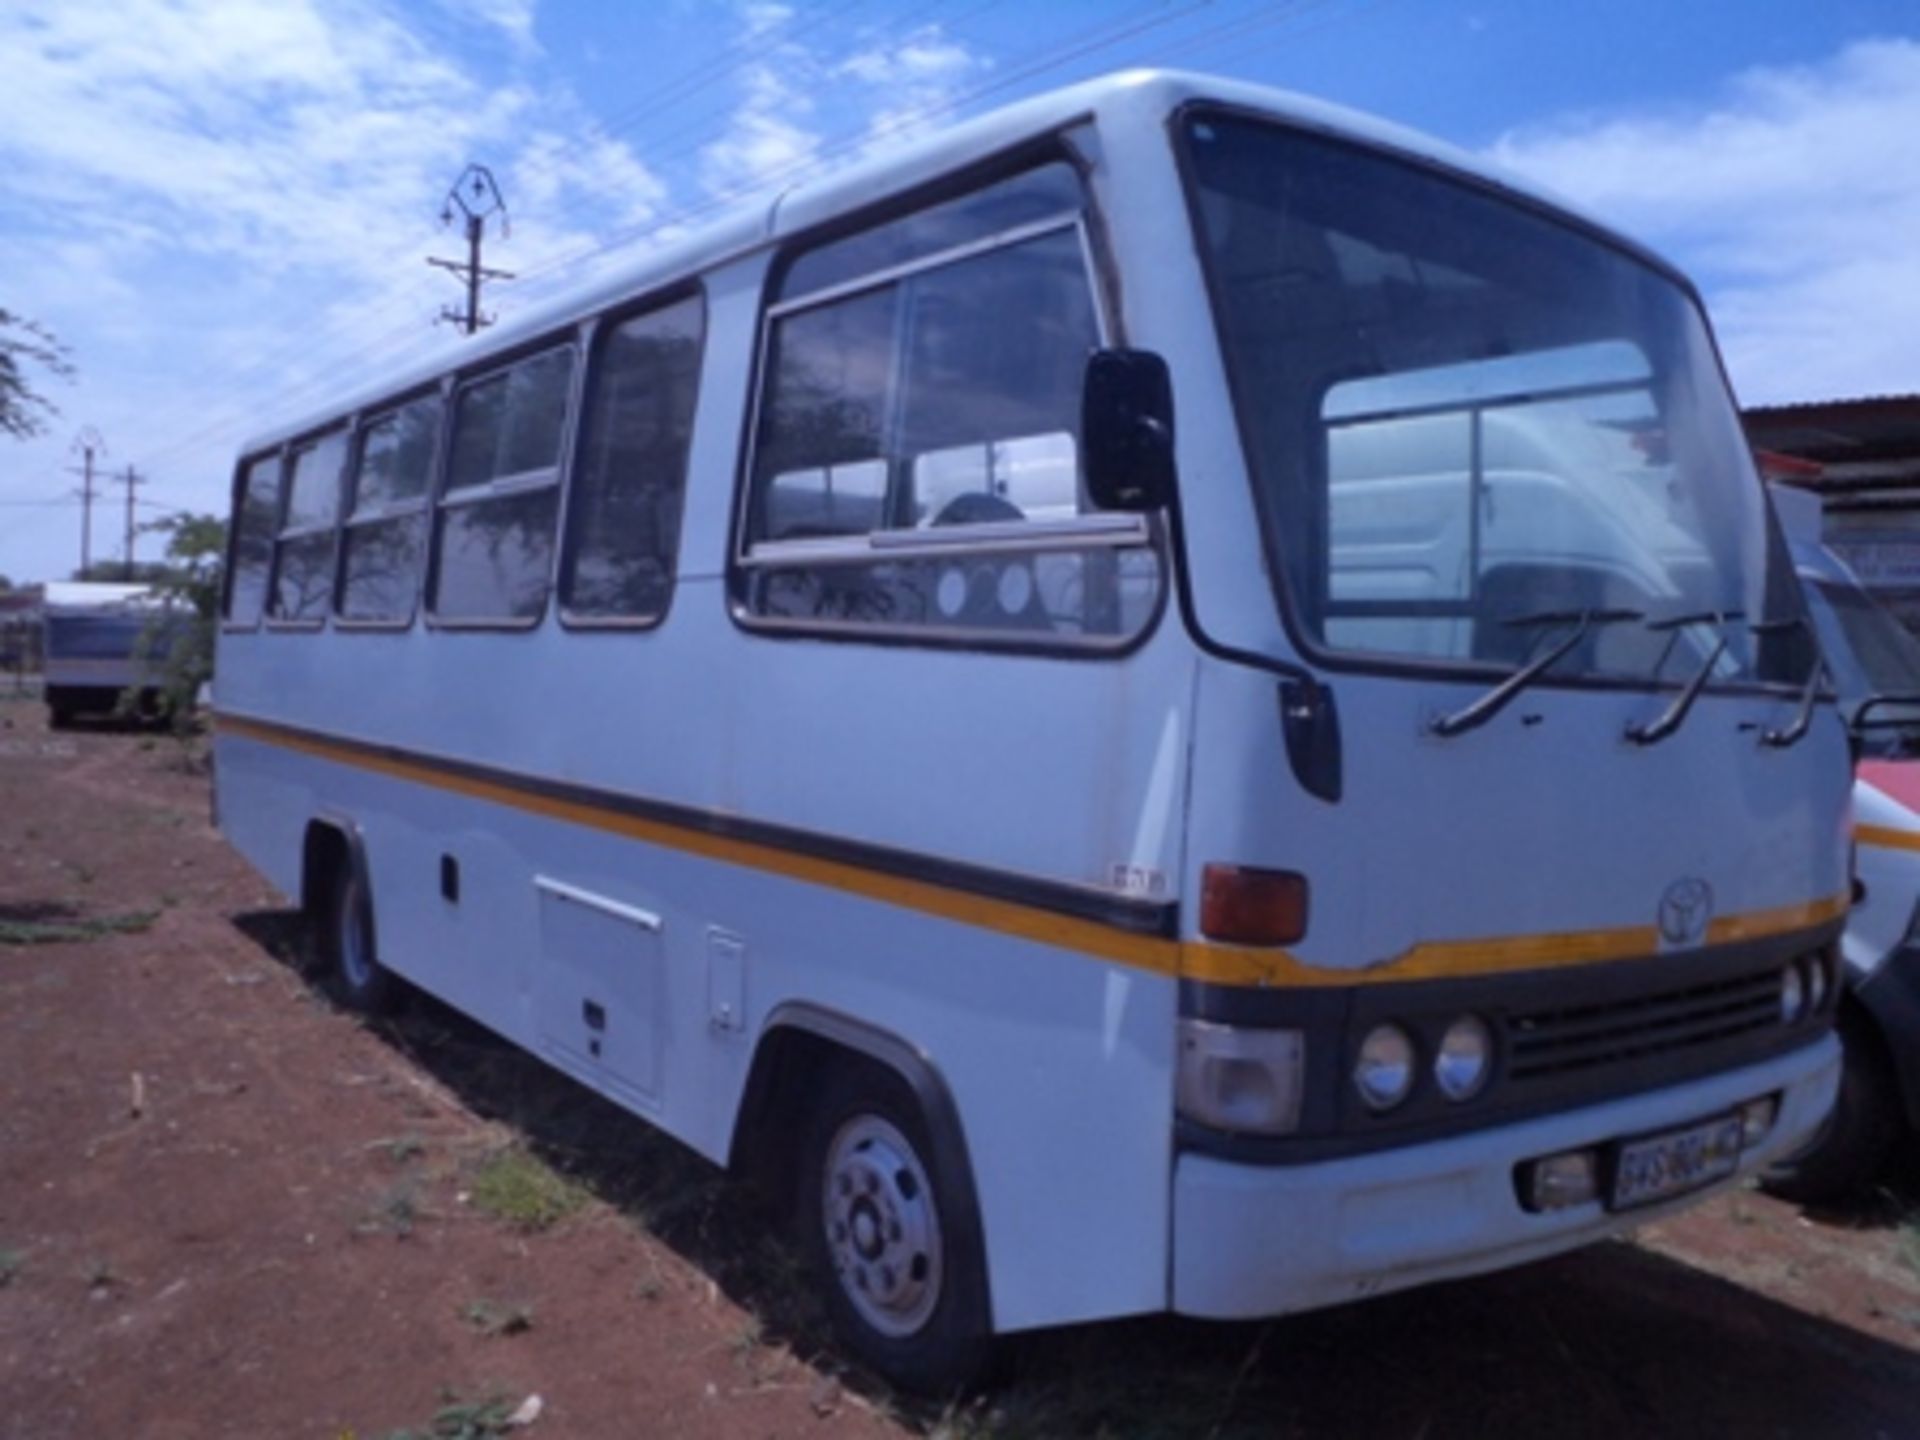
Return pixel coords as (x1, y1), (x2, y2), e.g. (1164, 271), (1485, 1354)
(822, 1115), (941, 1337)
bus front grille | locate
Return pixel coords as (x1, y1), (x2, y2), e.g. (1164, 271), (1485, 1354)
(1503, 965), (1789, 1083)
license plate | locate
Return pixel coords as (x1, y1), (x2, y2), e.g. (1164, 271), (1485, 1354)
(1610, 1112), (1744, 1210)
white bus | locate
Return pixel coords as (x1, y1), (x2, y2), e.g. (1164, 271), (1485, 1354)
(43, 580), (178, 726)
(214, 71), (1847, 1390)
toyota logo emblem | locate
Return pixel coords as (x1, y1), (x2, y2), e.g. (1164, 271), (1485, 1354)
(1658, 878), (1714, 947)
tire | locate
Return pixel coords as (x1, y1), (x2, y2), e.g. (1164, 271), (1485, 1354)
(797, 1060), (992, 1395)
(323, 860), (398, 1016)
(1762, 1007), (1902, 1205)
(46, 706), (72, 731)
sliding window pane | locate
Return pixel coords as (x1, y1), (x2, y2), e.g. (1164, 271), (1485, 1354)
(340, 513), (425, 622)
(562, 296), (705, 620)
(434, 490), (559, 622)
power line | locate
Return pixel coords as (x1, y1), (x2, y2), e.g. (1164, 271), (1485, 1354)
(114, 0), (907, 469)
(127, 0), (1178, 472)
(128, 0), (1370, 477)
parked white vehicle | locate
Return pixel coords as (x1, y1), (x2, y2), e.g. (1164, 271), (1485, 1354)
(1771, 485), (1920, 1198)
(41, 580), (175, 726)
(213, 71), (1846, 1389)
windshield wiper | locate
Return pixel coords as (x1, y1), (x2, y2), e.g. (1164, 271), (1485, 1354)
(1754, 614), (1828, 749)
(1429, 608), (1644, 739)
(1625, 625), (1730, 745)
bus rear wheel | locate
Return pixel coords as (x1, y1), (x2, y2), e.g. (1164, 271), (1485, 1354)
(797, 1061), (991, 1395)
(324, 863), (398, 1016)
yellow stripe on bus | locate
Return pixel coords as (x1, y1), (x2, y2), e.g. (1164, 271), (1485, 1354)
(1856, 823), (1920, 855)
(216, 714), (1848, 990)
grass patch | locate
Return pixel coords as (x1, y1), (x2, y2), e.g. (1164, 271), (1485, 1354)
(0, 909), (158, 946)
(0, 1248), (22, 1288)
(385, 1389), (526, 1440)
(372, 1132), (428, 1165)
(357, 1178), (423, 1239)
(468, 1147), (588, 1233)
(461, 1298), (534, 1338)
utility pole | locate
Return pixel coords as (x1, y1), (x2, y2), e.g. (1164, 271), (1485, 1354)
(427, 164), (513, 335)
(118, 465), (146, 578)
(67, 426), (106, 576)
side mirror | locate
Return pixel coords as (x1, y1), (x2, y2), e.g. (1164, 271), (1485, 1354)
(1082, 348), (1176, 512)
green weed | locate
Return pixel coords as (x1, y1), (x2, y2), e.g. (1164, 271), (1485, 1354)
(0, 909), (158, 946)
(384, 1388), (524, 1440)
(468, 1147), (587, 1233)
(461, 1298), (534, 1338)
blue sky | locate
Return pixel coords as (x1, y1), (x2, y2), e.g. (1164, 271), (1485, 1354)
(3, 0), (1918, 584)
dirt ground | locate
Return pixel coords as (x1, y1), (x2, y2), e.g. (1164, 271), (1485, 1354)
(3, 694), (1919, 1439)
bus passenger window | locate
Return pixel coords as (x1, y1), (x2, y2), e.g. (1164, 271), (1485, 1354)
(560, 295), (705, 622)
(269, 429), (347, 624)
(226, 452), (282, 625)
(740, 172), (1161, 646)
(431, 345), (575, 624)
(339, 395), (440, 625)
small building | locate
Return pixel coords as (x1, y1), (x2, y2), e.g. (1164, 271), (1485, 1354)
(1745, 394), (1920, 629)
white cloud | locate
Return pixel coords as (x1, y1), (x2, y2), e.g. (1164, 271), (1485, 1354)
(698, 5), (989, 200)
(1488, 38), (1920, 406)
(431, 0), (539, 55)
(697, 4), (822, 198)
(841, 25), (986, 156)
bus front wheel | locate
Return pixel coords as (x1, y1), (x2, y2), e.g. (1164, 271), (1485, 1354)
(324, 862), (398, 1016)
(798, 1060), (991, 1395)
(1762, 1005), (1901, 1204)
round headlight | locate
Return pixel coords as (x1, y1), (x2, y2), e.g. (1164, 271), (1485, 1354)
(1802, 955), (1828, 1014)
(1779, 964), (1806, 1024)
(1435, 1015), (1492, 1101)
(1354, 1024), (1415, 1111)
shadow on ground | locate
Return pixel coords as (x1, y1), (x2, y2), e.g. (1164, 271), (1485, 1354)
(232, 908), (1920, 1438)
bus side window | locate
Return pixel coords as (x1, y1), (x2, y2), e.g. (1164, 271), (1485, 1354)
(559, 293), (706, 624)
(269, 429), (348, 624)
(430, 344), (575, 625)
(339, 394), (440, 625)
(740, 167), (1160, 644)
(226, 451), (283, 626)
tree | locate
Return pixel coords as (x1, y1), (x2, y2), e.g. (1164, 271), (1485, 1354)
(118, 512), (225, 736)
(0, 309), (74, 441)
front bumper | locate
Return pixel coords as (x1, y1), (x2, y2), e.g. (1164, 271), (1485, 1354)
(1171, 1034), (1839, 1319)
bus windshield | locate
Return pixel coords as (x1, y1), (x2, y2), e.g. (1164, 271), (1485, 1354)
(1184, 112), (1811, 687)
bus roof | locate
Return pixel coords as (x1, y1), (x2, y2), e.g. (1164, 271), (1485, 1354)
(238, 68), (1659, 457)
(42, 581), (164, 614)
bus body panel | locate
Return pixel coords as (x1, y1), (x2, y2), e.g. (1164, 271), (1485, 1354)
(214, 684), (1187, 1330)
(1185, 662), (1850, 972)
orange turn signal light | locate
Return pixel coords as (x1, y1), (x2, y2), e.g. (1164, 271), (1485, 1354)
(1200, 864), (1308, 947)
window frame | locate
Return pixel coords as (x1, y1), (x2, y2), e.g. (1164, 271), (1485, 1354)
(221, 447), (286, 633)
(728, 144), (1167, 656)
(263, 424), (351, 631)
(332, 385), (447, 632)
(425, 333), (584, 633)
(555, 283), (708, 634)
